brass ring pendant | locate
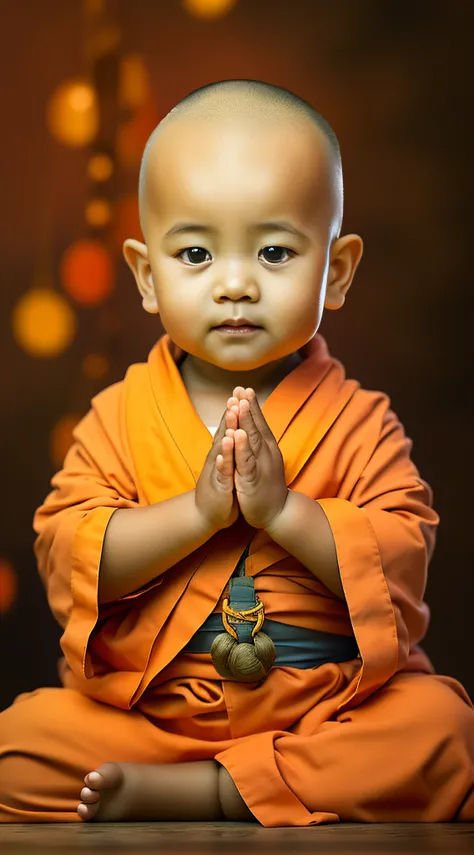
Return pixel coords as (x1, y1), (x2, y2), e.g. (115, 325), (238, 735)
(221, 597), (265, 641)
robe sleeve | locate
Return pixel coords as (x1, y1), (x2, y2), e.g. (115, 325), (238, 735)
(33, 381), (164, 678)
(316, 392), (439, 703)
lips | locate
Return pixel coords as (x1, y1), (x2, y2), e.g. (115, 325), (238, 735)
(213, 320), (260, 328)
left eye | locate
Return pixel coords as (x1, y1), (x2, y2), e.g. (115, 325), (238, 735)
(176, 246), (294, 265)
(260, 246), (294, 264)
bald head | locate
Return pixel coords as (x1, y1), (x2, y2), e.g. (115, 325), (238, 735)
(138, 80), (343, 237)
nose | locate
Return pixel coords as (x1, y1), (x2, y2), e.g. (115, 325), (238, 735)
(213, 258), (258, 300)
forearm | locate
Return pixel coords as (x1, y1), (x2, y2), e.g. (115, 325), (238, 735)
(99, 490), (216, 604)
(264, 490), (345, 601)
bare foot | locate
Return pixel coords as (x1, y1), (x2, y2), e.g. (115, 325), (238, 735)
(77, 760), (225, 822)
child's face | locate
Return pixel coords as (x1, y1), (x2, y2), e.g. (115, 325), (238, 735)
(126, 116), (361, 382)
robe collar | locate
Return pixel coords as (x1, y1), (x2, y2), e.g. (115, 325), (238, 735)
(147, 331), (336, 488)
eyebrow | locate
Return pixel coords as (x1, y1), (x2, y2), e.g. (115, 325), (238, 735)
(164, 221), (307, 239)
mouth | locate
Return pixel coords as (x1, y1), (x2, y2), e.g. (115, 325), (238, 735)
(213, 325), (261, 334)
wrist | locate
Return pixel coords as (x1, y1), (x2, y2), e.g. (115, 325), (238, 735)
(263, 487), (292, 536)
(191, 490), (224, 539)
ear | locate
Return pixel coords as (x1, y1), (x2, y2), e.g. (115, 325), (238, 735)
(123, 239), (159, 314)
(324, 234), (363, 310)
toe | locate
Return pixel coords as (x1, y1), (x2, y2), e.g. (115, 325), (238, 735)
(77, 801), (100, 821)
(84, 771), (103, 788)
(80, 786), (100, 804)
(89, 761), (124, 790)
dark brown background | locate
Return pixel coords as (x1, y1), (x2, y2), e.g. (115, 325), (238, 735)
(1, 0), (473, 709)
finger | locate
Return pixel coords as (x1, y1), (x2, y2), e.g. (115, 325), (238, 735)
(239, 387), (256, 403)
(228, 389), (253, 414)
(226, 406), (238, 431)
(224, 428), (237, 453)
(239, 399), (251, 418)
(216, 436), (234, 476)
(245, 389), (274, 440)
(238, 398), (261, 454)
(216, 453), (229, 479)
(227, 397), (240, 422)
(233, 428), (243, 468)
(229, 389), (260, 442)
(232, 387), (247, 400)
(234, 428), (255, 472)
(229, 388), (255, 405)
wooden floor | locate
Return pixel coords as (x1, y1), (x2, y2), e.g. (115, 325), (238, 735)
(2, 822), (473, 855)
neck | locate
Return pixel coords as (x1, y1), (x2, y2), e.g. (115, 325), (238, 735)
(180, 351), (303, 397)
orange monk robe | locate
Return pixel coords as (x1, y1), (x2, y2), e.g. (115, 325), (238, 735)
(1, 332), (473, 824)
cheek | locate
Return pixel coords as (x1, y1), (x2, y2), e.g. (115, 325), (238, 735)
(285, 283), (326, 336)
(155, 289), (205, 343)
(154, 275), (192, 314)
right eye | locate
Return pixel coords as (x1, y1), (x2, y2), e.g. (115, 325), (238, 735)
(175, 247), (211, 265)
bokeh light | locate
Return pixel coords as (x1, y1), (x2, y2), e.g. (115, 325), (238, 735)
(50, 414), (82, 469)
(12, 288), (77, 357)
(116, 102), (159, 170)
(46, 78), (99, 147)
(85, 0), (106, 15)
(82, 353), (110, 379)
(90, 24), (121, 59)
(60, 239), (114, 306)
(87, 153), (114, 182)
(85, 198), (113, 227)
(119, 54), (150, 110)
(182, 0), (238, 19)
(0, 559), (17, 614)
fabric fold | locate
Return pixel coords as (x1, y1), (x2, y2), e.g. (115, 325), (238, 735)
(216, 730), (340, 826)
(23, 330), (474, 826)
(33, 332), (437, 710)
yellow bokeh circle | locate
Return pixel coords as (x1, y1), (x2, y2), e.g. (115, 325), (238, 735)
(12, 289), (77, 358)
(85, 198), (112, 227)
(46, 78), (99, 147)
(182, 0), (238, 18)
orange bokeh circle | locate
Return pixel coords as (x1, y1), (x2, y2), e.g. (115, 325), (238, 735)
(88, 153), (114, 182)
(182, 0), (238, 18)
(119, 54), (150, 110)
(0, 558), (17, 614)
(60, 239), (114, 306)
(114, 194), (142, 250)
(116, 102), (160, 170)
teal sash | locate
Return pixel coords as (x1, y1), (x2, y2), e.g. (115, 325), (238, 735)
(182, 543), (359, 668)
(182, 612), (359, 668)
(182, 540), (358, 668)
